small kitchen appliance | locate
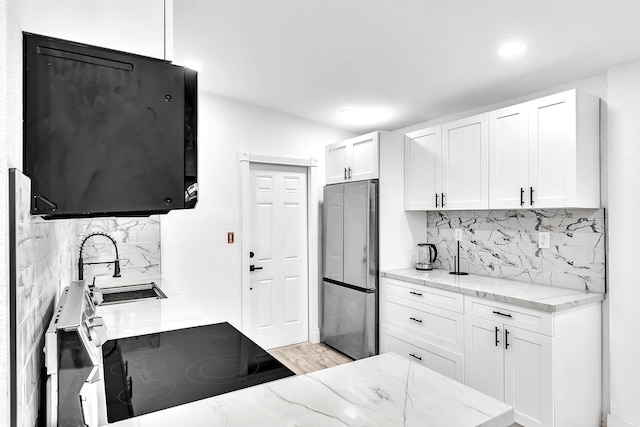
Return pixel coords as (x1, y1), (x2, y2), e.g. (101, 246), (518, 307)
(416, 243), (437, 270)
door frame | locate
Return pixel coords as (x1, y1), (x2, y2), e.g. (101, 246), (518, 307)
(239, 153), (320, 344)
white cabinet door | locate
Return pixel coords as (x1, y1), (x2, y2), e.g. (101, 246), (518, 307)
(326, 142), (349, 184)
(504, 326), (553, 427)
(528, 91), (576, 208)
(464, 316), (504, 401)
(442, 114), (489, 210)
(489, 103), (529, 209)
(350, 132), (379, 181)
(326, 132), (379, 184)
(404, 126), (441, 210)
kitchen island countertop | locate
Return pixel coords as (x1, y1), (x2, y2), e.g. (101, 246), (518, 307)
(382, 268), (604, 312)
(108, 351), (513, 427)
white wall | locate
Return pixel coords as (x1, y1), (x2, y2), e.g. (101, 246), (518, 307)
(160, 92), (354, 331)
(606, 59), (640, 427)
(1, 0), (24, 424)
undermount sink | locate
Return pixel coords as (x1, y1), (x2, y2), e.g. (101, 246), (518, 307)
(98, 282), (167, 305)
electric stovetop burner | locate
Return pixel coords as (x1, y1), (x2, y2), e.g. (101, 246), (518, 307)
(102, 322), (295, 423)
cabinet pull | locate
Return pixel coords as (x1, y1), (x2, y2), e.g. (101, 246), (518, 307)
(409, 291), (423, 297)
(435, 193), (439, 208)
(348, 167), (352, 179)
(409, 317), (423, 323)
(505, 329), (510, 349)
(441, 193), (446, 207)
(495, 326), (500, 347)
(409, 353), (422, 361)
(530, 186), (534, 206)
(520, 188), (525, 206)
(344, 168), (347, 180)
(492, 310), (512, 318)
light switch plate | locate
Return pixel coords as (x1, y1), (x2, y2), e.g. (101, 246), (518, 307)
(538, 232), (550, 249)
(454, 229), (463, 241)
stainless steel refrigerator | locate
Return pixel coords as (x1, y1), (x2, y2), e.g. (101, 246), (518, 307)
(321, 180), (378, 360)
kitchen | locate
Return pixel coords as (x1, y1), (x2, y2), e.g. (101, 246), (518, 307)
(1, 0), (640, 426)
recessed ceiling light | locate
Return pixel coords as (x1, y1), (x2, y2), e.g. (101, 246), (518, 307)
(497, 41), (528, 59)
(339, 107), (391, 125)
(184, 60), (204, 72)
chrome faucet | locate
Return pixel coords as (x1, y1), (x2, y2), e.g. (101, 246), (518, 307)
(78, 232), (121, 281)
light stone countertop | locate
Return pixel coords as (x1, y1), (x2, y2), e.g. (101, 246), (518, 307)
(95, 276), (221, 339)
(382, 268), (605, 312)
(108, 352), (513, 427)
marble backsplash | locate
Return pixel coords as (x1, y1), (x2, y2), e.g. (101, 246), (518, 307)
(10, 170), (76, 427)
(76, 217), (161, 281)
(426, 209), (605, 293)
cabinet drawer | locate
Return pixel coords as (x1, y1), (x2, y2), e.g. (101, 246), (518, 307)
(382, 327), (464, 382)
(384, 278), (464, 313)
(384, 298), (464, 352)
(465, 296), (553, 336)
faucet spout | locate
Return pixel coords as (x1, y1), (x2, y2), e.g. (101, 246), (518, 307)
(78, 232), (121, 281)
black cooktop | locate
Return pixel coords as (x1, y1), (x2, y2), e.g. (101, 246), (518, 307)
(102, 322), (295, 423)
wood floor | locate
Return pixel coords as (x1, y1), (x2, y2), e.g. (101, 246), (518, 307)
(268, 342), (353, 375)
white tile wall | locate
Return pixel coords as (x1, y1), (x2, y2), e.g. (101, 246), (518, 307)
(12, 171), (75, 427)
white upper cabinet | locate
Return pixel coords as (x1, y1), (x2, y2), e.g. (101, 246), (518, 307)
(405, 114), (489, 211)
(408, 89), (600, 211)
(326, 132), (380, 184)
(404, 126), (441, 210)
(489, 103), (530, 209)
(442, 114), (489, 210)
(528, 90), (600, 208)
(489, 89), (600, 209)
(20, 0), (171, 59)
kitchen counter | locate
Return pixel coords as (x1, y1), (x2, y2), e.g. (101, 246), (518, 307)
(108, 352), (513, 427)
(95, 276), (219, 339)
(382, 268), (604, 312)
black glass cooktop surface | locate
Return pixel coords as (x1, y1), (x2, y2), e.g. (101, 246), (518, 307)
(102, 322), (295, 423)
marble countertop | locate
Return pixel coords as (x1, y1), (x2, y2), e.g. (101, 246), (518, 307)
(382, 268), (605, 312)
(108, 352), (513, 427)
(95, 276), (220, 339)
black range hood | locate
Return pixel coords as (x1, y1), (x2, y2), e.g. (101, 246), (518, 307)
(23, 33), (198, 219)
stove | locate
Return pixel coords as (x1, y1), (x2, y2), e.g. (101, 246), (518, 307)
(102, 322), (295, 423)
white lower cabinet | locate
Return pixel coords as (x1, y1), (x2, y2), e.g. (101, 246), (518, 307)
(380, 277), (464, 382)
(380, 276), (602, 427)
(464, 297), (601, 427)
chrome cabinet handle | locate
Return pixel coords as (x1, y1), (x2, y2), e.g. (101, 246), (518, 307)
(348, 167), (352, 179)
(344, 168), (347, 180)
(409, 353), (422, 361)
(530, 187), (534, 206)
(435, 193), (439, 208)
(441, 193), (446, 207)
(505, 329), (510, 349)
(409, 317), (423, 323)
(520, 188), (525, 206)
(409, 291), (423, 297)
(495, 326), (500, 347)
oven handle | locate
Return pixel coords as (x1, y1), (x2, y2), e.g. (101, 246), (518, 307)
(79, 366), (102, 427)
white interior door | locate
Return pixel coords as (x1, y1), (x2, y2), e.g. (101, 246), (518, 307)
(249, 163), (308, 349)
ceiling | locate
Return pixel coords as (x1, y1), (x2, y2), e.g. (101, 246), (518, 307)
(173, 0), (640, 133)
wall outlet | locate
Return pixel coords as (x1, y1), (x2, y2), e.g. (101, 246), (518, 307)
(538, 232), (550, 249)
(454, 228), (463, 241)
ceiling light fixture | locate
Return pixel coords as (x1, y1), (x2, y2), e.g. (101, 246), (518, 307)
(497, 41), (528, 59)
(339, 107), (391, 125)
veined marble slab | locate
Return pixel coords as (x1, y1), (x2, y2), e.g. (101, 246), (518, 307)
(382, 268), (604, 312)
(108, 352), (513, 427)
